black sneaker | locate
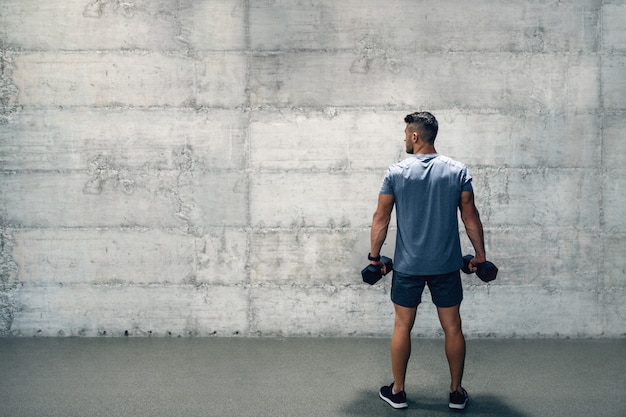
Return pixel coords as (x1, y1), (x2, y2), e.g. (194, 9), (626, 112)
(449, 388), (469, 410)
(379, 383), (408, 409)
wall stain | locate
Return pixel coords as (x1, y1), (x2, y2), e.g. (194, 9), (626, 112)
(0, 230), (19, 335)
(0, 48), (20, 125)
(83, 0), (137, 19)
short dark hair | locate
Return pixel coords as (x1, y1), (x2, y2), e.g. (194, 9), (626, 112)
(404, 112), (438, 144)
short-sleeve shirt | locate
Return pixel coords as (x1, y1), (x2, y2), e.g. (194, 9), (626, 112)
(380, 153), (473, 275)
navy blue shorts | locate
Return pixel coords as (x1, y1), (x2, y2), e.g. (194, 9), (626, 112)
(391, 270), (463, 308)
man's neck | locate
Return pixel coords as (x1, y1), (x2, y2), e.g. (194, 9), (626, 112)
(412, 143), (437, 155)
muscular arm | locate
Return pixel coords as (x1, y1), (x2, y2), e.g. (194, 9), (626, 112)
(459, 190), (486, 266)
(370, 193), (395, 262)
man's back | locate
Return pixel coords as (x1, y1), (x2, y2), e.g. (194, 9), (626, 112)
(380, 153), (473, 275)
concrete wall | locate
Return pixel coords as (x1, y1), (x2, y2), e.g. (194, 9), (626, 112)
(1, 0), (624, 338)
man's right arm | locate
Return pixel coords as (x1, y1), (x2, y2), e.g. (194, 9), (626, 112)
(370, 193), (395, 263)
(459, 190), (486, 268)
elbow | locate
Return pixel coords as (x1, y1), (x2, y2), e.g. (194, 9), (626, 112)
(462, 213), (481, 229)
(461, 206), (481, 225)
(372, 210), (391, 227)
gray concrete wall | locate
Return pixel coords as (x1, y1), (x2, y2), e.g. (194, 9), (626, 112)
(1, 0), (624, 338)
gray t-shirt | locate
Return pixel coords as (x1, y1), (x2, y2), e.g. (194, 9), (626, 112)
(380, 153), (473, 275)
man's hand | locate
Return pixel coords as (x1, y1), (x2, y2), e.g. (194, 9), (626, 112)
(469, 254), (486, 271)
(370, 259), (388, 275)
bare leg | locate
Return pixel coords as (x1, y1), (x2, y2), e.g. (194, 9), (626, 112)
(390, 303), (417, 393)
(437, 304), (465, 393)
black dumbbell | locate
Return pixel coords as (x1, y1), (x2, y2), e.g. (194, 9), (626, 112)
(461, 254), (498, 282)
(361, 256), (393, 285)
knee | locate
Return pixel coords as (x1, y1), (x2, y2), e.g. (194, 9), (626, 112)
(394, 316), (415, 333)
(439, 314), (463, 335)
(441, 320), (463, 337)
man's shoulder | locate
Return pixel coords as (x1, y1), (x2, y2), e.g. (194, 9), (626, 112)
(386, 154), (468, 175)
(389, 154), (467, 168)
(386, 157), (413, 172)
(433, 154), (467, 170)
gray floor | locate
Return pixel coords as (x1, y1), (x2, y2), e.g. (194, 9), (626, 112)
(0, 337), (624, 417)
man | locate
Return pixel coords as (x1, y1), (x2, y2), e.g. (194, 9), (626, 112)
(369, 111), (487, 410)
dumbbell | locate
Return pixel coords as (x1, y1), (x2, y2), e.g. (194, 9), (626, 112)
(461, 255), (498, 282)
(361, 256), (393, 285)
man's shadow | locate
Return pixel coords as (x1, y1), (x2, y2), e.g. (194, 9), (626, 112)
(341, 390), (528, 417)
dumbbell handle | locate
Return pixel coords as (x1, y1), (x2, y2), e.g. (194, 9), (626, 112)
(461, 255), (498, 282)
(361, 256), (393, 285)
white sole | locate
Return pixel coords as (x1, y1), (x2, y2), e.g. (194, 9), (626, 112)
(449, 399), (468, 410)
(379, 391), (408, 409)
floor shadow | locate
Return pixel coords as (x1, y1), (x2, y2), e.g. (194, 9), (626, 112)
(341, 390), (529, 417)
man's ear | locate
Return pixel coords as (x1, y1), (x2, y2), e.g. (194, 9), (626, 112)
(412, 131), (419, 143)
